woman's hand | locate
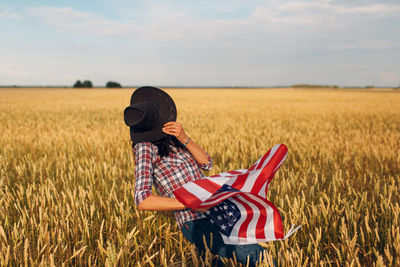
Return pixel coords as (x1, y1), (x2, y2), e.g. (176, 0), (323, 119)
(162, 122), (189, 144)
(162, 121), (211, 166)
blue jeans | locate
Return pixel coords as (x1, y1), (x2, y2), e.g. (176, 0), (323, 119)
(181, 218), (267, 266)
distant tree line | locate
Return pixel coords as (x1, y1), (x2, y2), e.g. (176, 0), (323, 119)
(291, 84), (400, 89)
(291, 84), (339, 89)
(73, 80), (122, 88)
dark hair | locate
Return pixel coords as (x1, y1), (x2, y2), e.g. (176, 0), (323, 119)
(132, 135), (183, 157)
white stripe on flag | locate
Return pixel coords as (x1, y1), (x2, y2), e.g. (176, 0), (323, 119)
(257, 181), (269, 199)
(240, 145), (280, 192)
(202, 192), (238, 206)
(211, 169), (247, 178)
(204, 176), (231, 186)
(182, 182), (212, 202)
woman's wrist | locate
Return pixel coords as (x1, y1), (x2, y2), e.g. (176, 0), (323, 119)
(177, 134), (189, 144)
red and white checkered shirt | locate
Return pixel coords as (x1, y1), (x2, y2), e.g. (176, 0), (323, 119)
(134, 142), (213, 228)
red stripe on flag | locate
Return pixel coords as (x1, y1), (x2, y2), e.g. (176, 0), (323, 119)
(273, 210), (284, 239)
(241, 194), (267, 240)
(255, 150), (272, 170)
(230, 173), (249, 190)
(194, 179), (221, 194)
(173, 187), (202, 209)
(234, 196), (254, 239)
(263, 198), (284, 239)
(251, 145), (287, 195)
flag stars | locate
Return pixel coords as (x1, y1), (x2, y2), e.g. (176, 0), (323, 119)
(223, 205), (228, 210)
(210, 219), (214, 224)
(220, 224), (227, 230)
(228, 211), (234, 217)
(217, 215), (222, 220)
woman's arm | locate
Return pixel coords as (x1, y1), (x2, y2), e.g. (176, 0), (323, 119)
(138, 194), (209, 213)
(162, 122), (210, 165)
(138, 195), (186, 210)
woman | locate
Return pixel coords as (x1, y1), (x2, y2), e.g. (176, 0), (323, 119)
(124, 86), (266, 266)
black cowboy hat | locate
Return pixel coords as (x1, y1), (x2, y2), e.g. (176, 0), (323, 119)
(124, 86), (177, 143)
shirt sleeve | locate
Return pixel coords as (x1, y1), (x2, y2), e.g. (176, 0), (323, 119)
(133, 143), (157, 205)
(198, 153), (213, 171)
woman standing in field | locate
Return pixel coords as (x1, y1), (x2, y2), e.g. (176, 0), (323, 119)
(124, 86), (267, 266)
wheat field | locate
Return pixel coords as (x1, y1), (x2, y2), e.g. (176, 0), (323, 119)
(0, 88), (399, 266)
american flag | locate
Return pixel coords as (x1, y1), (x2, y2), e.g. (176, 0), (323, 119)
(173, 144), (300, 244)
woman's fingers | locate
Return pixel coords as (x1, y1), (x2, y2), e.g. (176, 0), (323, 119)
(162, 121), (187, 142)
(163, 121), (180, 127)
(162, 126), (177, 132)
(162, 125), (179, 136)
(163, 122), (182, 134)
(162, 128), (176, 134)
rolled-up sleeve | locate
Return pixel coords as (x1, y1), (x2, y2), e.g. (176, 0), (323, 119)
(133, 143), (156, 205)
(198, 153), (213, 171)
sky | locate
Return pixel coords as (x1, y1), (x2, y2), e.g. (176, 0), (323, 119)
(0, 0), (399, 87)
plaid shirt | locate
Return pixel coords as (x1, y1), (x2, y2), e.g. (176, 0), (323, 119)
(134, 142), (213, 228)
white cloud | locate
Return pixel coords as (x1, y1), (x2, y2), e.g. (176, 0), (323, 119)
(252, 6), (318, 25)
(27, 6), (139, 36)
(0, 9), (22, 20)
(270, 1), (400, 14)
(25, 2), (400, 43)
(28, 6), (90, 20)
(333, 4), (400, 14)
(252, 1), (400, 26)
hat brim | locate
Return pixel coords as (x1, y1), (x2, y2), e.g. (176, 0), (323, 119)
(127, 86), (177, 143)
(130, 125), (166, 143)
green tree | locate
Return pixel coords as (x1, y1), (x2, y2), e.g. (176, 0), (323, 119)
(106, 81), (122, 88)
(82, 80), (93, 88)
(73, 80), (83, 88)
